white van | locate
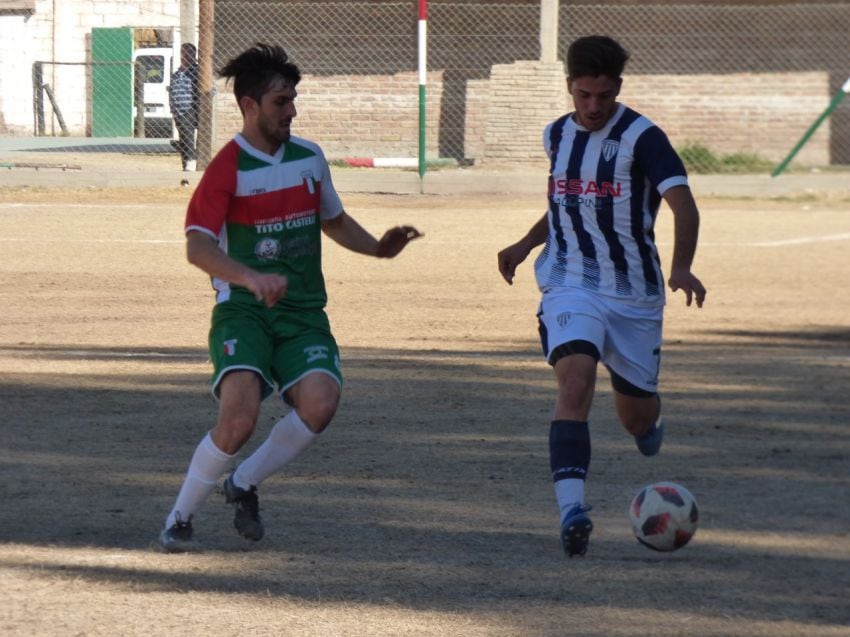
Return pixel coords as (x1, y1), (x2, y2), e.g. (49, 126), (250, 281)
(133, 47), (175, 138)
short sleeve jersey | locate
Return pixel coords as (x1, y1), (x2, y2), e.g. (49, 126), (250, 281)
(185, 134), (344, 309)
(534, 104), (688, 307)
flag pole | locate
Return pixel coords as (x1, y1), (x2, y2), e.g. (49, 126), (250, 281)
(772, 76), (850, 177)
(418, 0), (427, 193)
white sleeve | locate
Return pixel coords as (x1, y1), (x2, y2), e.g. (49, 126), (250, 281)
(543, 121), (554, 157)
(317, 147), (344, 221)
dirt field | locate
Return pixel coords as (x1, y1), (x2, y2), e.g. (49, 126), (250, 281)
(0, 179), (848, 637)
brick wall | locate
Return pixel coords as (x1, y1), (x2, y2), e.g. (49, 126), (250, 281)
(213, 64), (829, 166)
(622, 72), (830, 165)
(480, 60), (567, 164)
(463, 78), (491, 160)
(213, 70), (445, 159)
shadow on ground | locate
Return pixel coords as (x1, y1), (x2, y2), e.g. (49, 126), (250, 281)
(0, 332), (848, 627)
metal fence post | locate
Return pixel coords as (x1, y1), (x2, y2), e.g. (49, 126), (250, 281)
(197, 0), (215, 169)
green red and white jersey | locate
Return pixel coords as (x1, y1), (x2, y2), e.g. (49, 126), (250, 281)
(185, 134), (344, 309)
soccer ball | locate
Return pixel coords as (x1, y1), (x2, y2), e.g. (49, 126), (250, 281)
(629, 481), (699, 552)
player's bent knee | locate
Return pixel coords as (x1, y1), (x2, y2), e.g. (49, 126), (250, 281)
(609, 370), (660, 435)
(211, 415), (258, 453)
(288, 374), (341, 433)
(221, 414), (258, 437)
(619, 411), (652, 435)
(295, 383), (340, 433)
(299, 397), (339, 433)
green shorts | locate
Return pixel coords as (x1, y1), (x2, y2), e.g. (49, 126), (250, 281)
(208, 301), (342, 402)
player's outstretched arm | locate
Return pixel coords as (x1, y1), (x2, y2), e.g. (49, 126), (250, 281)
(322, 211), (422, 258)
(375, 225), (423, 258)
(497, 213), (549, 285)
(186, 231), (287, 307)
(663, 185), (706, 308)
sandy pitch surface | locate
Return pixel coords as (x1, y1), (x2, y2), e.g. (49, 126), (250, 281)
(0, 183), (848, 636)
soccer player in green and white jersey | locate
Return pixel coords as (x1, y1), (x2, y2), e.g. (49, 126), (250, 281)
(159, 44), (422, 552)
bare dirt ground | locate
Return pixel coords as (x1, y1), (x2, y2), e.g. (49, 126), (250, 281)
(0, 177), (848, 637)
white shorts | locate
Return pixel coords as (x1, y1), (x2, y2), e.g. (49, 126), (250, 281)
(537, 287), (663, 393)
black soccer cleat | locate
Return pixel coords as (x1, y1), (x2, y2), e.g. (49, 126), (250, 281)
(223, 474), (264, 541)
(159, 514), (196, 553)
(560, 504), (593, 557)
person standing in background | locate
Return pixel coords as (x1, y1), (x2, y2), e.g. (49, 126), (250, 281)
(169, 42), (199, 172)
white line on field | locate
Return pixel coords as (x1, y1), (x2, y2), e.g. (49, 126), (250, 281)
(2, 236), (847, 247)
(0, 203), (167, 209)
(0, 238), (181, 244)
(0, 349), (204, 359)
(746, 232), (850, 247)
(659, 232), (850, 248)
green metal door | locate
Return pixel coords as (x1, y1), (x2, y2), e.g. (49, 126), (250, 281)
(91, 27), (133, 137)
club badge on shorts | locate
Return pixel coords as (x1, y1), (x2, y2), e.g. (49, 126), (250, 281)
(304, 345), (328, 363)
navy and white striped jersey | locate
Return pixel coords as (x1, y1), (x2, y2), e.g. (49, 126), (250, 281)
(534, 103), (688, 307)
(169, 64), (198, 116)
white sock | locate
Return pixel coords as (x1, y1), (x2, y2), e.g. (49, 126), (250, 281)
(232, 410), (317, 490)
(554, 478), (585, 524)
(165, 433), (233, 529)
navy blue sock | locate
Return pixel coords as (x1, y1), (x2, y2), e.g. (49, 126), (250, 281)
(549, 419), (591, 482)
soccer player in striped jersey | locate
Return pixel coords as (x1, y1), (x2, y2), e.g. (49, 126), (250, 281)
(158, 44), (422, 552)
(497, 35), (706, 557)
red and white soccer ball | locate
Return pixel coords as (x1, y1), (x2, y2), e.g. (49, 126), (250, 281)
(629, 481), (699, 552)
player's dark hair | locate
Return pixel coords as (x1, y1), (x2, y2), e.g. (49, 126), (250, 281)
(219, 43), (301, 109)
(567, 35), (629, 80)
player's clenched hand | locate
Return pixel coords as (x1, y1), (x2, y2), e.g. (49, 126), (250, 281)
(376, 225), (423, 258)
(247, 273), (288, 308)
(668, 268), (706, 308)
(497, 242), (530, 285)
